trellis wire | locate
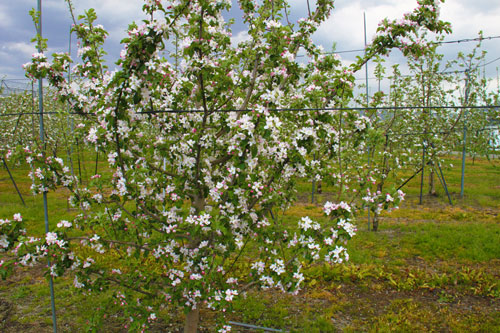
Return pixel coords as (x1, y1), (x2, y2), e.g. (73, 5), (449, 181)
(0, 80), (33, 97)
(355, 55), (500, 81)
(296, 34), (500, 57)
(143, 104), (500, 114)
(228, 321), (287, 332)
(1, 104), (499, 117)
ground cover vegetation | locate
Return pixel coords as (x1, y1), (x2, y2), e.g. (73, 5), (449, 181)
(0, 154), (498, 331)
(0, 0), (499, 331)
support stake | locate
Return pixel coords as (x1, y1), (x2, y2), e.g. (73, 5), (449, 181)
(2, 157), (26, 206)
(434, 163), (453, 205)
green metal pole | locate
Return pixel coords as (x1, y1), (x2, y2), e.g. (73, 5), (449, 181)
(460, 70), (470, 199)
(36, 1), (58, 331)
(364, 12), (371, 231)
(67, 27), (75, 179)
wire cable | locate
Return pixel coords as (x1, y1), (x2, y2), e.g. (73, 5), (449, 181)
(1, 104), (498, 117)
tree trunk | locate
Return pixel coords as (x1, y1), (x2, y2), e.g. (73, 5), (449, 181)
(184, 308), (200, 333)
(428, 168), (436, 196)
(372, 213), (379, 232)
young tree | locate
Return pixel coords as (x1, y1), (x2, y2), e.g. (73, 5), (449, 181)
(355, 61), (408, 232)
(3, 0), (450, 331)
(449, 35), (500, 164)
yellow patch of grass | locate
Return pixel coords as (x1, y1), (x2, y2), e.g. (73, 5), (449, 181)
(284, 204), (324, 218)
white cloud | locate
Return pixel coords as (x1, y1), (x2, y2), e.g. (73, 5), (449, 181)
(2, 0), (499, 81)
(288, 0), (315, 14)
(43, 0), (68, 11)
(313, 0), (417, 51)
(456, 0), (500, 15)
(231, 30), (251, 46)
(0, 42), (36, 58)
(68, 1), (149, 46)
(71, 0), (145, 25)
(0, 4), (13, 28)
(440, 1), (500, 38)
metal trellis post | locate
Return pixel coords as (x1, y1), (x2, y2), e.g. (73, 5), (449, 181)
(67, 27), (75, 180)
(36, 1), (58, 331)
(364, 12), (371, 231)
(460, 70), (471, 199)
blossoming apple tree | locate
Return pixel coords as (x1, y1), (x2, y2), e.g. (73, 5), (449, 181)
(2, 0), (450, 331)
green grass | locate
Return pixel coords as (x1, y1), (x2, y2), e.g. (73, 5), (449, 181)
(345, 219), (500, 264)
(396, 221), (500, 262)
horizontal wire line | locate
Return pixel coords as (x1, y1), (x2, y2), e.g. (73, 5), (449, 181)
(141, 104), (500, 114)
(1, 105), (499, 117)
(296, 35), (500, 57)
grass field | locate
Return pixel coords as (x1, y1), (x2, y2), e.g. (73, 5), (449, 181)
(0, 154), (499, 332)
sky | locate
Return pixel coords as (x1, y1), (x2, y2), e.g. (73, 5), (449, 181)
(1, 0), (500, 95)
